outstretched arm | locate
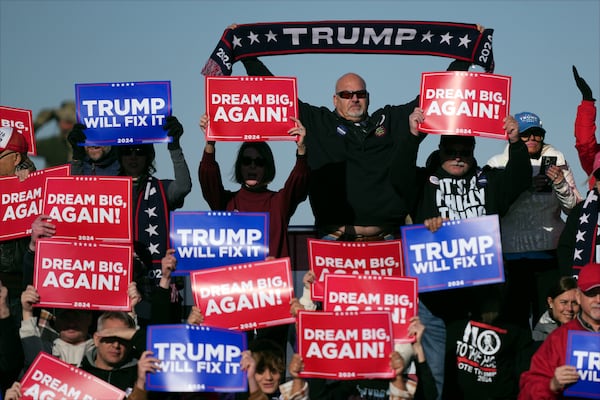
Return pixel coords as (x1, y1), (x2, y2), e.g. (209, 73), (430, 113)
(163, 116), (192, 210)
(572, 66), (598, 178)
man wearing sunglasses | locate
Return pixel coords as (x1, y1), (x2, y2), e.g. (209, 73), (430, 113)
(486, 112), (581, 331)
(519, 262), (600, 400)
(240, 54), (472, 243)
(390, 115), (531, 399)
(79, 311), (140, 393)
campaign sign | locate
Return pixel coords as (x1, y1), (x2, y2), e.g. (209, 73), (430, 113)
(146, 324), (246, 393)
(565, 330), (600, 399)
(419, 71), (511, 139)
(324, 275), (417, 343)
(42, 176), (132, 242)
(205, 76), (298, 141)
(297, 310), (394, 380)
(191, 258), (294, 331)
(307, 239), (403, 301)
(20, 352), (125, 400)
(170, 211), (269, 274)
(401, 215), (504, 292)
(0, 105), (36, 155)
(33, 239), (132, 311)
(75, 81), (172, 146)
(0, 165), (70, 240)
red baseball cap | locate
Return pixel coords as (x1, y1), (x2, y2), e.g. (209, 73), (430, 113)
(577, 263), (600, 292)
(0, 127), (28, 153)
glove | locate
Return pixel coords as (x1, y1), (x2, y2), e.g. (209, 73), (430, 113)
(447, 59), (472, 71)
(164, 116), (183, 150)
(572, 65), (595, 101)
(67, 123), (87, 160)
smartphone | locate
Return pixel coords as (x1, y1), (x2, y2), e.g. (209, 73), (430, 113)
(539, 156), (557, 175)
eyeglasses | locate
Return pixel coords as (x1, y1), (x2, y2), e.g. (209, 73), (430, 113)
(241, 156), (265, 167)
(336, 90), (368, 99)
(122, 148), (146, 156)
(520, 132), (544, 142)
(442, 148), (473, 158)
(0, 151), (16, 161)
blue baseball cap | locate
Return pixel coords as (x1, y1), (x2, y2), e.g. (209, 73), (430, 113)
(515, 112), (546, 135)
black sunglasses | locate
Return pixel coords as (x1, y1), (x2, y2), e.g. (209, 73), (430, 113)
(241, 156), (265, 167)
(519, 131), (544, 141)
(122, 147), (147, 156)
(336, 90), (368, 99)
(442, 148), (473, 158)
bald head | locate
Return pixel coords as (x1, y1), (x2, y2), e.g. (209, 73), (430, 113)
(333, 73), (369, 122)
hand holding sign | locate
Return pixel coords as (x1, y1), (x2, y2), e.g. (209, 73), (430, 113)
(409, 107), (425, 137)
(288, 116), (306, 155)
(504, 115), (520, 143)
(164, 116), (183, 150)
(29, 214), (56, 252)
(159, 249), (177, 289)
(240, 351), (259, 393)
(551, 365), (580, 392)
(4, 381), (21, 400)
(21, 285), (40, 320)
(423, 216), (445, 233)
(136, 350), (162, 390)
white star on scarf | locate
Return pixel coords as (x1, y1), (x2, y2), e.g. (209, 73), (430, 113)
(265, 30), (277, 42)
(579, 213), (590, 225)
(232, 35), (242, 48)
(421, 31), (433, 43)
(576, 230), (587, 242)
(440, 32), (453, 45)
(458, 34), (471, 48)
(145, 224), (158, 237)
(148, 242), (160, 255)
(584, 191), (598, 208)
(145, 207), (157, 218)
(247, 31), (260, 44)
(574, 248), (583, 261)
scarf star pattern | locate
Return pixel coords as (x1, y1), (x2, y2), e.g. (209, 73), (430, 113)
(573, 188), (600, 273)
(202, 21), (494, 76)
(135, 177), (170, 267)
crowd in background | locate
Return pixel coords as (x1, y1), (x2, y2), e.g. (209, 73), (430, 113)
(0, 49), (599, 400)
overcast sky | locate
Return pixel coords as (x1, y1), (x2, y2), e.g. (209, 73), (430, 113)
(1, 0), (598, 226)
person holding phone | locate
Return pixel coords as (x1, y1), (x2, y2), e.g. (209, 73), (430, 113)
(486, 111), (582, 332)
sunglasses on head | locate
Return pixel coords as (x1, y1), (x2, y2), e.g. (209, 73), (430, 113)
(336, 90), (368, 99)
(442, 148), (473, 158)
(241, 156), (265, 167)
(122, 147), (146, 156)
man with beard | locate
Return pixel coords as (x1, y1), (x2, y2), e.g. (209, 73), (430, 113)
(390, 113), (531, 399)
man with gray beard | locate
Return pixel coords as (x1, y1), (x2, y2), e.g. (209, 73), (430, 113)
(390, 112), (531, 399)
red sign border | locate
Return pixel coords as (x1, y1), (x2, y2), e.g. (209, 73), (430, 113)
(205, 76), (299, 142)
(33, 239), (133, 311)
(418, 71), (512, 139)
